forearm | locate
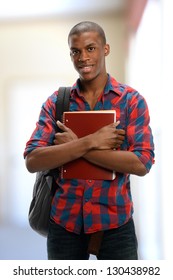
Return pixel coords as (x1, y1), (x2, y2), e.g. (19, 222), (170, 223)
(25, 136), (94, 173)
(84, 150), (147, 176)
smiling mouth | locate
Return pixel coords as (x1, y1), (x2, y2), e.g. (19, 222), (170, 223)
(79, 65), (93, 73)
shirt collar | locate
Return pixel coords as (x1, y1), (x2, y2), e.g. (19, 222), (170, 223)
(71, 74), (123, 97)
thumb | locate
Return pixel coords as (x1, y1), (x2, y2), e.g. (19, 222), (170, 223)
(114, 120), (120, 128)
(56, 120), (69, 132)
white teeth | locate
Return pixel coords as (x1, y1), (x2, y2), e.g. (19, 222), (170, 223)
(82, 66), (92, 68)
(79, 65), (93, 74)
(80, 65), (93, 73)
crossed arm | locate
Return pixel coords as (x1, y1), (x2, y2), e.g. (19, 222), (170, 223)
(25, 120), (147, 176)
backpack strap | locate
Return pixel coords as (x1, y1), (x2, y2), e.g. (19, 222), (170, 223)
(55, 87), (71, 122)
(50, 87), (70, 175)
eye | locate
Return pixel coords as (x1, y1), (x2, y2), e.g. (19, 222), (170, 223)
(70, 49), (79, 56)
(88, 47), (95, 52)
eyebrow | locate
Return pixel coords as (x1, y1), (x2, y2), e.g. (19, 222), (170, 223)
(70, 43), (97, 50)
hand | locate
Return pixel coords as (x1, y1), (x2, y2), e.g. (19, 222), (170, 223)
(114, 127), (125, 148)
(53, 121), (78, 145)
(91, 121), (125, 150)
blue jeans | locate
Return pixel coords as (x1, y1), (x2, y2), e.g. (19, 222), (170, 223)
(47, 218), (138, 260)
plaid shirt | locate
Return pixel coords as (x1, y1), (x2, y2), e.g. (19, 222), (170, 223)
(24, 75), (155, 234)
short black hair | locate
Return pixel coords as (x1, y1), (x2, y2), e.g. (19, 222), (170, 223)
(68, 21), (106, 45)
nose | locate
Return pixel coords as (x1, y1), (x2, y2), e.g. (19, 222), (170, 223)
(78, 50), (89, 62)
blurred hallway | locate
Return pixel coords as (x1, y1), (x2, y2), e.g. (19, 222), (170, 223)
(0, 0), (173, 261)
(0, 225), (47, 260)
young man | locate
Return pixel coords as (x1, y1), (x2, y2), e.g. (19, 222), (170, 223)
(24, 21), (155, 260)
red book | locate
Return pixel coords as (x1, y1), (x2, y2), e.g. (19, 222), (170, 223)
(61, 110), (116, 180)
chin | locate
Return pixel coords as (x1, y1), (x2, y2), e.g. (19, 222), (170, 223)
(79, 73), (98, 82)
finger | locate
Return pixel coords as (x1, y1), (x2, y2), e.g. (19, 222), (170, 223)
(53, 139), (59, 145)
(117, 135), (125, 141)
(117, 129), (126, 135)
(108, 121), (120, 128)
(56, 120), (69, 132)
(114, 120), (120, 128)
(115, 139), (124, 145)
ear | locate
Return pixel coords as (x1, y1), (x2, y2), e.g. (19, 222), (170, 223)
(104, 44), (110, 56)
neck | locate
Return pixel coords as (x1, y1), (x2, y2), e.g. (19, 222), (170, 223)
(79, 73), (108, 96)
(78, 73), (108, 110)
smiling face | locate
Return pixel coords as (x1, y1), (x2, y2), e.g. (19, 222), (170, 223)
(68, 31), (110, 83)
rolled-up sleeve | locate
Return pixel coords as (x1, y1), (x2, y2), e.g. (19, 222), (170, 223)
(126, 91), (155, 173)
(23, 92), (57, 158)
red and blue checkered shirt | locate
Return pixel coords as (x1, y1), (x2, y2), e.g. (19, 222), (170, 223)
(24, 75), (155, 234)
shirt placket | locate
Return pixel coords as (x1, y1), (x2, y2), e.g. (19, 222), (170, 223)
(82, 180), (95, 232)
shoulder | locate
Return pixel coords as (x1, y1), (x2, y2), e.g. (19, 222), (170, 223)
(109, 76), (149, 112)
(109, 75), (139, 97)
(113, 80), (139, 97)
(40, 91), (58, 120)
(115, 80), (146, 104)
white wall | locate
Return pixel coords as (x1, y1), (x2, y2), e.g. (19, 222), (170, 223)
(126, 0), (173, 260)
